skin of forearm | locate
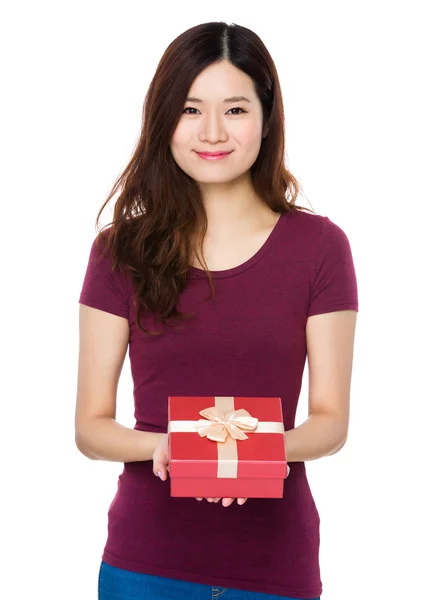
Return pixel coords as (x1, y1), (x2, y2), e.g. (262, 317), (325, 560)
(285, 412), (348, 463)
(75, 417), (165, 463)
(76, 412), (346, 465)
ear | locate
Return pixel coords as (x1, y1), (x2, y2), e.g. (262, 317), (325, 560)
(262, 123), (270, 138)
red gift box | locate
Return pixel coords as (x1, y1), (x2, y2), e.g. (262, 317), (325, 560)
(168, 396), (288, 498)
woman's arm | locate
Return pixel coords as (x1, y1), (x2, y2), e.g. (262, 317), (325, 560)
(285, 412), (348, 463)
(75, 304), (163, 462)
(76, 417), (164, 462)
(285, 309), (357, 463)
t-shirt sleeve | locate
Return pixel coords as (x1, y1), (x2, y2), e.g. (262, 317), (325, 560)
(307, 216), (359, 317)
(78, 230), (130, 320)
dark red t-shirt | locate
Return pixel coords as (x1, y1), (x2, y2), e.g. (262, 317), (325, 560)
(78, 208), (358, 598)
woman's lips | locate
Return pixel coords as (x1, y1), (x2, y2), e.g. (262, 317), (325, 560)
(195, 151), (232, 161)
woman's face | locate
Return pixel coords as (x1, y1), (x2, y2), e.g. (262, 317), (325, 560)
(170, 60), (267, 185)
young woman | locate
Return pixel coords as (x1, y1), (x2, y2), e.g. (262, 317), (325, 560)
(76, 21), (358, 600)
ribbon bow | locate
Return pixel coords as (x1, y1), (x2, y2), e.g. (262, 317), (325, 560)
(195, 406), (258, 443)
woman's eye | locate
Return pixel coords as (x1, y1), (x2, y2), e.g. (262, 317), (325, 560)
(228, 107), (246, 115)
(182, 107), (246, 115)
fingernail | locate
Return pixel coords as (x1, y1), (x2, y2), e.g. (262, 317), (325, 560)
(157, 470), (162, 478)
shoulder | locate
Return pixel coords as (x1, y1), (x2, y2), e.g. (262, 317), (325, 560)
(85, 226), (133, 294)
(287, 207), (323, 229)
(92, 225), (114, 255)
(287, 209), (351, 245)
(283, 208), (325, 246)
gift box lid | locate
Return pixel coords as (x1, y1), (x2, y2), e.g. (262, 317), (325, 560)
(168, 396), (287, 479)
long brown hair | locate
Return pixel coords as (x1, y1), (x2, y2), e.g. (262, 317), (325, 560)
(93, 21), (313, 336)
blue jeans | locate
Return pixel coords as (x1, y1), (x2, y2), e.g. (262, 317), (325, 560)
(98, 560), (320, 600)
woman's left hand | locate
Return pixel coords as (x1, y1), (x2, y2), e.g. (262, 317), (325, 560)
(195, 497), (247, 507)
(193, 465), (290, 506)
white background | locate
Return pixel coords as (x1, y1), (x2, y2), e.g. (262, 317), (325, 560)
(1, 2), (426, 599)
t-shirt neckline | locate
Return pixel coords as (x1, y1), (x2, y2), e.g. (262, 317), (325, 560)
(188, 210), (288, 279)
